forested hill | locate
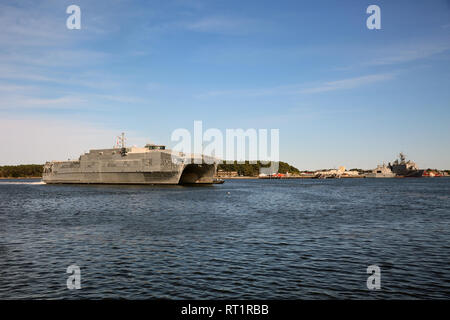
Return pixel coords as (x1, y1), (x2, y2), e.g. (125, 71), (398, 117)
(0, 165), (43, 178)
(0, 161), (300, 178)
(218, 161), (300, 176)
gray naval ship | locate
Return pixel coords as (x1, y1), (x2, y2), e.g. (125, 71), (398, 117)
(388, 153), (424, 177)
(365, 163), (396, 178)
(43, 133), (218, 184)
(366, 153), (424, 178)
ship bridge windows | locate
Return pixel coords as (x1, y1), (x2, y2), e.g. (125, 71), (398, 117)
(145, 144), (165, 150)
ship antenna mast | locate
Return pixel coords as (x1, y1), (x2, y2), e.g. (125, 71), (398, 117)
(120, 132), (126, 148)
(115, 132), (126, 149)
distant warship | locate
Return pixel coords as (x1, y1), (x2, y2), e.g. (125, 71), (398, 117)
(366, 163), (395, 178)
(388, 153), (424, 177)
(43, 133), (218, 184)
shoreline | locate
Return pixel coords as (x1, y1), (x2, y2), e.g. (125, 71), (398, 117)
(0, 177), (42, 180)
(1, 176), (448, 181)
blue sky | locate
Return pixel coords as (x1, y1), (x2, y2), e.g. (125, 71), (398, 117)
(1, 0), (449, 169)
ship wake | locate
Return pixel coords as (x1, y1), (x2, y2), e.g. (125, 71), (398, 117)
(0, 181), (45, 185)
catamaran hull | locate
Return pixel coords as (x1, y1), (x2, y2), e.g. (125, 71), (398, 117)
(43, 164), (217, 185)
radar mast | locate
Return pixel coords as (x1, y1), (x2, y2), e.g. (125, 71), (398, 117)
(115, 132), (126, 149)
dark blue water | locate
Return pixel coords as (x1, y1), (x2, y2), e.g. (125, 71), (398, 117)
(0, 178), (449, 299)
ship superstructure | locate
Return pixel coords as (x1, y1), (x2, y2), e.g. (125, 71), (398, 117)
(366, 163), (395, 178)
(43, 134), (218, 184)
(388, 153), (424, 177)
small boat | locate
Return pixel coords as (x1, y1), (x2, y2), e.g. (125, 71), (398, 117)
(213, 178), (225, 184)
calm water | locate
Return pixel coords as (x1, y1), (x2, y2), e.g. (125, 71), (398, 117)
(0, 178), (449, 299)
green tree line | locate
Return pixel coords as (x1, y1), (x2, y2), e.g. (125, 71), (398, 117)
(218, 161), (300, 176)
(0, 161), (300, 178)
(0, 165), (43, 178)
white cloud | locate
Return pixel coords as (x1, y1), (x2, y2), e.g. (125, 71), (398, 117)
(0, 82), (148, 111)
(186, 16), (258, 35)
(0, 2), (117, 97)
(329, 37), (450, 72)
(0, 82), (88, 110)
(92, 94), (147, 104)
(0, 2), (71, 48)
(0, 84), (37, 93)
(0, 50), (109, 68)
(195, 73), (395, 98)
(6, 96), (86, 108)
(367, 42), (450, 66)
(299, 73), (395, 94)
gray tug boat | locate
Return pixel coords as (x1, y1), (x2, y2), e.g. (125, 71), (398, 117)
(43, 133), (218, 185)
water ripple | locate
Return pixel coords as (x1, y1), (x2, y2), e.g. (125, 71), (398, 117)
(0, 178), (449, 299)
